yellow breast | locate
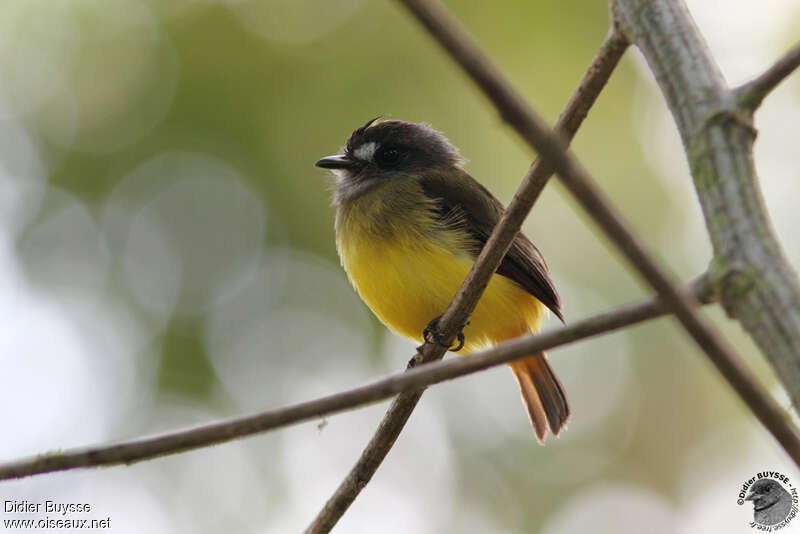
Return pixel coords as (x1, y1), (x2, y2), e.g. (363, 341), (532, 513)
(335, 187), (545, 351)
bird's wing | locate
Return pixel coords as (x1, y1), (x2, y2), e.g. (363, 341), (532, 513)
(420, 169), (563, 321)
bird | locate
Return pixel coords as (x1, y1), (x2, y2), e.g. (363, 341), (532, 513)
(316, 118), (569, 442)
(745, 479), (793, 526)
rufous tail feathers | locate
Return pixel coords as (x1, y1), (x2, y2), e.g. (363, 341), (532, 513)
(509, 353), (569, 443)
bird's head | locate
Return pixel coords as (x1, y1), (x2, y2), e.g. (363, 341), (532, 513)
(746, 479), (786, 511)
(316, 118), (462, 203)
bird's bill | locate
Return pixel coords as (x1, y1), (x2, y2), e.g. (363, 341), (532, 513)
(315, 154), (355, 169)
(745, 492), (756, 501)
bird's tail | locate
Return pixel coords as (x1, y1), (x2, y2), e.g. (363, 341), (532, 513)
(509, 352), (569, 443)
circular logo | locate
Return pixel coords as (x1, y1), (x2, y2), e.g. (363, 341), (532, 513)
(737, 471), (798, 530)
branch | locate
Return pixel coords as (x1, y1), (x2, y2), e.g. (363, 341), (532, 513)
(304, 20), (630, 534)
(308, 1), (800, 530)
(406, 0), (800, 455)
(0, 277), (713, 482)
(612, 2), (800, 413)
(736, 41), (800, 110)
(384, 0), (800, 469)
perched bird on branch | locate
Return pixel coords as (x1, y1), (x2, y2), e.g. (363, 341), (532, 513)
(316, 118), (569, 442)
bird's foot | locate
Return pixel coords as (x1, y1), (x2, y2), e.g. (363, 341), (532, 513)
(422, 316), (465, 352)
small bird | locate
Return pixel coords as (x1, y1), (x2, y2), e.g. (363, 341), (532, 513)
(746, 479), (793, 526)
(316, 118), (569, 442)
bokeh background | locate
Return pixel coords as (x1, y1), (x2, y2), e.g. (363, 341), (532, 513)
(1, 0), (799, 532)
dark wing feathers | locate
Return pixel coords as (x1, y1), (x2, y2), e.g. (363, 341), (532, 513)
(420, 171), (563, 321)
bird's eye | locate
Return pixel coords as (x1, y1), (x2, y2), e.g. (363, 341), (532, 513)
(376, 146), (402, 166)
(765, 486), (772, 492)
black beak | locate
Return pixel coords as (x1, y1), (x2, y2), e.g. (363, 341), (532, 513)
(315, 154), (355, 169)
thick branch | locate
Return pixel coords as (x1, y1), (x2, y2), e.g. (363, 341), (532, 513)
(736, 42), (800, 110)
(392, 0), (800, 468)
(304, 22), (630, 534)
(613, 1), (800, 410)
(0, 279), (712, 482)
(308, 1), (800, 531)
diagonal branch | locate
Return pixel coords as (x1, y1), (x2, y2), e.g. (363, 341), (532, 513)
(393, 0), (800, 468)
(0, 276), (712, 482)
(612, 1), (800, 413)
(736, 41), (800, 111)
(304, 21), (630, 534)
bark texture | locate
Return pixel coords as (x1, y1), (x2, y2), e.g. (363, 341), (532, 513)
(613, 0), (800, 406)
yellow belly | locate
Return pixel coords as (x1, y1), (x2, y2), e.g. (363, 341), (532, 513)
(337, 224), (545, 352)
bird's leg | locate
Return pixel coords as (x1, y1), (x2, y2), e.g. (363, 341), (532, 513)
(422, 315), (466, 352)
(451, 332), (465, 352)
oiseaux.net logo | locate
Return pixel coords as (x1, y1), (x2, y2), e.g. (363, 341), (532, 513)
(737, 471), (798, 531)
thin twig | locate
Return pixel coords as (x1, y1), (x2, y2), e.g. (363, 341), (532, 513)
(310, 1), (800, 531)
(310, 0), (800, 529)
(400, 0), (800, 469)
(0, 277), (713, 482)
(303, 22), (630, 534)
(613, 2), (800, 406)
(736, 41), (800, 110)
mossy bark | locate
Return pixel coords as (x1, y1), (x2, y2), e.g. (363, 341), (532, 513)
(613, 0), (800, 406)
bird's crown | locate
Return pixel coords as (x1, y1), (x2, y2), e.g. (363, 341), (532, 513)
(343, 118), (462, 170)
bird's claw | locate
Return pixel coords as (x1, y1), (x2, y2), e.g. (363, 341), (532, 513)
(422, 316), (466, 352)
(451, 332), (465, 352)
